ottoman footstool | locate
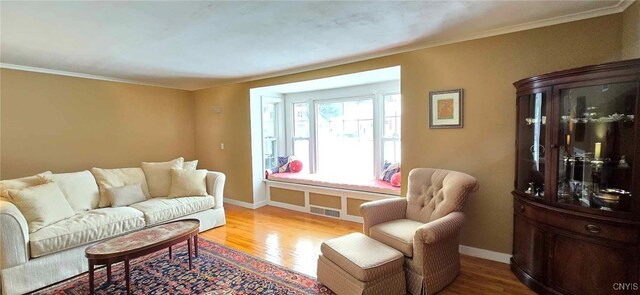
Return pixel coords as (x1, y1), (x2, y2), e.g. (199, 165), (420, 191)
(317, 232), (406, 295)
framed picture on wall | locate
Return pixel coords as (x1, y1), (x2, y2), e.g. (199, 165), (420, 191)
(429, 89), (463, 128)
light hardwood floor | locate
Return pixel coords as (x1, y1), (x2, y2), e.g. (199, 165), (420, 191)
(201, 204), (534, 294)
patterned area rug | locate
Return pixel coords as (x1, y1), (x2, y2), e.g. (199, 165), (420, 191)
(34, 239), (334, 294)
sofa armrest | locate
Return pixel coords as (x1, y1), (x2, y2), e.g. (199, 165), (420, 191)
(0, 199), (30, 269)
(359, 198), (407, 236)
(415, 211), (465, 244)
(206, 171), (226, 209)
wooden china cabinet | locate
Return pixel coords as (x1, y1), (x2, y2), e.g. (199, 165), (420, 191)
(511, 59), (640, 295)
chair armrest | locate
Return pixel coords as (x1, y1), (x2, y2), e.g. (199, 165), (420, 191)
(0, 199), (30, 269)
(415, 211), (465, 244)
(206, 171), (226, 209)
(412, 212), (466, 293)
(359, 198), (407, 236)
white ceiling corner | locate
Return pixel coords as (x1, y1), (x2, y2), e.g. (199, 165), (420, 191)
(0, 0), (633, 91)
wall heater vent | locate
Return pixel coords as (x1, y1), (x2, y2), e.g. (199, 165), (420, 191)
(310, 206), (340, 218)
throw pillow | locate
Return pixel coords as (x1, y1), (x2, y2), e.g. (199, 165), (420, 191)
(91, 167), (151, 207)
(183, 160), (198, 170)
(168, 169), (208, 198)
(106, 183), (147, 207)
(267, 156), (297, 175)
(142, 157), (185, 197)
(0, 171), (52, 199)
(8, 182), (75, 233)
(381, 161), (400, 183)
(39, 170), (100, 211)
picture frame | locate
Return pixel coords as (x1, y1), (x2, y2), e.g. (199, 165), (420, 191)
(429, 88), (463, 128)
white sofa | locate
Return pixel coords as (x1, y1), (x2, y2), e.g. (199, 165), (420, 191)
(0, 169), (226, 295)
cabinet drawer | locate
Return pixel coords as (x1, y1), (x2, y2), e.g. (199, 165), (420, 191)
(513, 199), (546, 222)
(547, 213), (639, 244)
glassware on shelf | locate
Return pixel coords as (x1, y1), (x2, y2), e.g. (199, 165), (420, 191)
(555, 81), (637, 213)
(590, 188), (632, 211)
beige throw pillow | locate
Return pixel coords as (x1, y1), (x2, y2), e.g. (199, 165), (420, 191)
(8, 182), (75, 233)
(142, 158), (184, 197)
(168, 169), (208, 198)
(0, 171), (52, 199)
(91, 167), (151, 207)
(106, 183), (147, 207)
(183, 160), (198, 170)
(39, 170), (100, 211)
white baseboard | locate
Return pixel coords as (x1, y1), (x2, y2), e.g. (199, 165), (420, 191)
(459, 245), (512, 264)
(268, 200), (307, 212)
(341, 215), (364, 224)
(224, 198), (268, 209)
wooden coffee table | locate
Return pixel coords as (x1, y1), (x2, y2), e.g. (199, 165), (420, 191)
(85, 219), (200, 295)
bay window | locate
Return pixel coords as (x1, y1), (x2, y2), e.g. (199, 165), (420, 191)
(284, 91), (400, 179)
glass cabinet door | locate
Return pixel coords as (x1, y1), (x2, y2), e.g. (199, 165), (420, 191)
(516, 91), (547, 200)
(555, 82), (637, 213)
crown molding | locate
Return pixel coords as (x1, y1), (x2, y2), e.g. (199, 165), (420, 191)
(0, 63), (190, 91)
(418, 0), (634, 51)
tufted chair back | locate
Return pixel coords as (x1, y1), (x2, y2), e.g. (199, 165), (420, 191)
(405, 168), (479, 223)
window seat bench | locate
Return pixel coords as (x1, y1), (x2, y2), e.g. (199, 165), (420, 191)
(265, 173), (400, 223)
(267, 173), (401, 196)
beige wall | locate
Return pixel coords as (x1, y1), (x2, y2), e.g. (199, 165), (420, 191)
(1, 69), (195, 179)
(622, 1), (640, 59)
(193, 83), (255, 203)
(194, 14), (623, 253)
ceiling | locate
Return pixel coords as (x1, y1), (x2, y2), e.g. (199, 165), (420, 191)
(255, 66), (400, 94)
(0, 1), (632, 90)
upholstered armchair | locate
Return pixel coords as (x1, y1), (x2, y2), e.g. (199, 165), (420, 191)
(360, 168), (478, 295)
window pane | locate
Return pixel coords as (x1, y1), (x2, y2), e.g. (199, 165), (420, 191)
(293, 139), (310, 173)
(316, 99), (374, 178)
(384, 94), (401, 138)
(293, 103), (309, 138)
(262, 101), (279, 171)
(384, 94), (401, 116)
(384, 140), (401, 163)
(264, 139), (278, 168)
(263, 104), (276, 138)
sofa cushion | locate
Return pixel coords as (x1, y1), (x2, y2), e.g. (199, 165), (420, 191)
(91, 167), (151, 208)
(107, 184), (147, 207)
(0, 171), (52, 199)
(41, 170), (100, 211)
(320, 232), (404, 282)
(183, 160), (198, 170)
(142, 158), (184, 197)
(168, 169), (207, 198)
(129, 196), (214, 226)
(369, 219), (424, 257)
(8, 182), (76, 234)
(29, 207), (145, 257)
